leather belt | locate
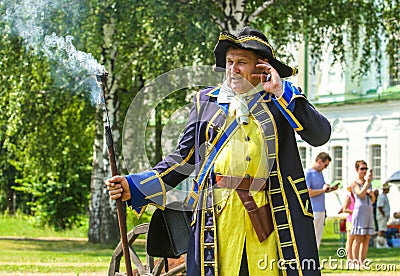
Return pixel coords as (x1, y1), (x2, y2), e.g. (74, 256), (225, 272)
(215, 174), (273, 242)
(215, 174), (266, 191)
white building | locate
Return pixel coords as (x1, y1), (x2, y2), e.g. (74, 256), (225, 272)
(294, 41), (400, 217)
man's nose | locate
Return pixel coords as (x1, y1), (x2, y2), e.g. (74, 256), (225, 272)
(229, 62), (239, 73)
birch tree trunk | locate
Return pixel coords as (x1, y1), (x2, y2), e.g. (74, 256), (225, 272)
(213, 0), (274, 31)
(217, 0), (248, 31)
(88, 106), (118, 244)
(88, 19), (121, 244)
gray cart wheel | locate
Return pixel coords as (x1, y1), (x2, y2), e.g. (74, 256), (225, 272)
(109, 223), (186, 276)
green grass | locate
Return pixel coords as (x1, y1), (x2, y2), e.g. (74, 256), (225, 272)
(0, 210), (151, 239)
(319, 218), (400, 274)
(0, 215), (399, 274)
(0, 239), (113, 273)
(0, 238), (115, 273)
(0, 213), (147, 274)
(0, 213), (88, 238)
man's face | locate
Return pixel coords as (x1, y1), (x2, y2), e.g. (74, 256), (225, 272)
(225, 47), (264, 94)
(317, 159), (330, 172)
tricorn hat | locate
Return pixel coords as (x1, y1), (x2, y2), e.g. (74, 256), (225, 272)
(213, 27), (298, 78)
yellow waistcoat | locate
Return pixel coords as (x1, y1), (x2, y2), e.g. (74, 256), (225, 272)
(213, 110), (280, 275)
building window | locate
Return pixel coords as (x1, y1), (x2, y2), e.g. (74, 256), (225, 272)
(298, 147), (306, 169)
(371, 145), (381, 181)
(332, 146), (343, 181)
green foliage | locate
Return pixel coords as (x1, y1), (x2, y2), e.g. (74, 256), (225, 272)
(0, 34), (51, 214)
(126, 207), (152, 231)
(12, 93), (95, 230)
(0, 20), (95, 229)
(383, 0), (400, 76)
(119, 0), (218, 165)
(249, 0), (395, 78)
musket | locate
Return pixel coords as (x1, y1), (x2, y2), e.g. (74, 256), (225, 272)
(98, 72), (133, 276)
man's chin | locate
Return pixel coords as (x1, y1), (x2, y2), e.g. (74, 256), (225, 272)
(230, 84), (251, 94)
(229, 81), (244, 93)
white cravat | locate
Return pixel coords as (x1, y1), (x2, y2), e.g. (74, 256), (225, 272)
(218, 81), (264, 125)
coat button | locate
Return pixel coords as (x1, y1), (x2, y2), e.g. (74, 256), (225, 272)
(246, 156), (251, 161)
(244, 174), (251, 179)
(245, 136), (250, 141)
(213, 125), (221, 132)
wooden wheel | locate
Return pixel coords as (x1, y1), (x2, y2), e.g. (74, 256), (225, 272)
(108, 223), (186, 276)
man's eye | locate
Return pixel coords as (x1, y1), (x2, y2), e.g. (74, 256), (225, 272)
(226, 61), (233, 65)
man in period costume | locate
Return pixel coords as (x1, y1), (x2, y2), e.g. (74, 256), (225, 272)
(106, 27), (331, 275)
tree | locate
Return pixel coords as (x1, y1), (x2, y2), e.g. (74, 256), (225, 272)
(87, 0), (398, 244)
(0, 34), (95, 228)
(0, 0), (96, 229)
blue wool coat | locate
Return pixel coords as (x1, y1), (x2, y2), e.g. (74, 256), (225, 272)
(125, 81), (331, 276)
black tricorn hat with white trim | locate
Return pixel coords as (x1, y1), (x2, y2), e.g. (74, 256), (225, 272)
(213, 27), (298, 78)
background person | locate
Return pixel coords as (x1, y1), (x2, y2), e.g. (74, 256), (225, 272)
(339, 184), (355, 264)
(305, 152), (339, 249)
(372, 188), (379, 232)
(106, 27), (331, 276)
(350, 162), (375, 267)
(376, 182), (391, 248)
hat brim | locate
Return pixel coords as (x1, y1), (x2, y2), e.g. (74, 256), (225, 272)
(213, 36), (297, 78)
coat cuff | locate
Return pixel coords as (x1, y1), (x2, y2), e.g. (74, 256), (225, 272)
(125, 170), (167, 218)
(273, 80), (305, 131)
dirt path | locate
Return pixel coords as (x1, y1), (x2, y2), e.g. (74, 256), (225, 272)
(0, 236), (87, 242)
